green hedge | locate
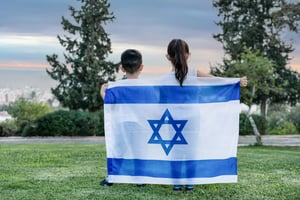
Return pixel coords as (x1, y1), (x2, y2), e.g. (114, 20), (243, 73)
(22, 110), (104, 137)
(239, 113), (267, 135)
(267, 121), (298, 135)
(6, 109), (295, 137)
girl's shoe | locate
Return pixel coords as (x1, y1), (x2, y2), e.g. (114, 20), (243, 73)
(173, 185), (182, 191)
(185, 185), (194, 192)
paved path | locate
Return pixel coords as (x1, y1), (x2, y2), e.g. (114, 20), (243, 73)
(0, 136), (105, 144)
(238, 135), (300, 146)
(0, 135), (299, 146)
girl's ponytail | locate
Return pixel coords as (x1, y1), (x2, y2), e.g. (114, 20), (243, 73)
(167, 39), (189, 86)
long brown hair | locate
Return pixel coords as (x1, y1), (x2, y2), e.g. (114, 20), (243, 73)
(167, 39), (189, 86)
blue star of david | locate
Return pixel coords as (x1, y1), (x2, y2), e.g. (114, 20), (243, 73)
(147, 109), (188, 155)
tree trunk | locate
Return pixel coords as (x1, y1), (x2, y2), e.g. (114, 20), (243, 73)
(259, 98), (269, 135)
(247, 85), (263, 145)
(260, 99), (267, 118)
(248, 115), (262, 145)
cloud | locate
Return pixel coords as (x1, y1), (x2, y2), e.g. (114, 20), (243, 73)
(0, 35), (62, 64)
(107, 0), (218, 46)
(0, 35), (58, 46)
(0, 0), (76, 35)
(0, 0), (299, 74)
(106, 0), (224, 76)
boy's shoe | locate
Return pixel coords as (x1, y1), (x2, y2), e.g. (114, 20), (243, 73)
(173, 185), (182, 191)
(100, 179), (113, 186)
(185, 185), (194, 192)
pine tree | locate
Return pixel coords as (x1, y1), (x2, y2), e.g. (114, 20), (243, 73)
(46, 0), (119, 112)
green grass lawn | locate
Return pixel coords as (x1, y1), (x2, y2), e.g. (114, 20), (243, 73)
(0, 144), (299, 200)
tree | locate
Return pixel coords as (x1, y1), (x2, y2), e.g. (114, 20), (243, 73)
(215, 48), (275, 144)
(217, 49), (275, 106)
(287, 105), (300, 133)
(46, 0), (119, 112)
(7, 98), (52, 129)
(212, 0), (300, 117)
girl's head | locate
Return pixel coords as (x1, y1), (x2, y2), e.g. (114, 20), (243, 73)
(167, 39), (190, 86)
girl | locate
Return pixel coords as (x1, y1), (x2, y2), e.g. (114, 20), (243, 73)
(166, 38), (247, 192)
(166, 38), (247, 86)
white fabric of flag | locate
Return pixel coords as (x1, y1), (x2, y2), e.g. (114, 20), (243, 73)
(104, 74), (240, 185)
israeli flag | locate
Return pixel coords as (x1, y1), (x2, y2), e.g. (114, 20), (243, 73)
(104, 74), (240, 185)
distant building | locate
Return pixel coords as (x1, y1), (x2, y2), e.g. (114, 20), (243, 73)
(0, 111), (13, 122)
(0, 87), (60, 107)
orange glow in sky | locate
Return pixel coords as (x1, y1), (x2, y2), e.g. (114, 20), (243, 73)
(0, 61), (50, 70)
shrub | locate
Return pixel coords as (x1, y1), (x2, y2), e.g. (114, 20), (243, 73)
(239, 113), (267, 135)
(239, 113), (251, 135)
(286, 105), (300, 133)
(0, 120), (19, 137)
(266, 104), (299, 135)
(7, 98), (52, 132)
(22, 110), (105, 137)
(97, 109), (104, 135)
(251, 114), (267, 135)
(267, 111), (285, 132)
(267, 121), (298, 135)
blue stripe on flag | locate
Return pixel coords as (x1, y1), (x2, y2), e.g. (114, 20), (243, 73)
(105, 83), (240, 104)
(107, 157), (237, 178)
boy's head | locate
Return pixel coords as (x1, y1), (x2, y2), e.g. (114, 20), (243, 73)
(121, 49), (143, 74)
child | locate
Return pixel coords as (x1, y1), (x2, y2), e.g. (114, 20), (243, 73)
(165, 38), (247, 192)
(100, 49), (143, 99)
(100, 49), (144, 187)
(166, 38), (247, 87)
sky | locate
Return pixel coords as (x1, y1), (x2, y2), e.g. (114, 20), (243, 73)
(0, 0), (299, 84)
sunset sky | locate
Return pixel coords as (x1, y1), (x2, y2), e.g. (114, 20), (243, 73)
(0, 0), (299, 79)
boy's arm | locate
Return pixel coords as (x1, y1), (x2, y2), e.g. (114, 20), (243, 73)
(100, 83), (108, 100)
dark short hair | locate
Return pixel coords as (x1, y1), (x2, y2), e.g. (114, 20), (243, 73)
(121, 49), (142, 74)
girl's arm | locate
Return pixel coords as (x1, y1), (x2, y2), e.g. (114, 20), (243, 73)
(196, 69), (215, 77)
(196, 69), (248, 87)
(240, 76), (247, 87)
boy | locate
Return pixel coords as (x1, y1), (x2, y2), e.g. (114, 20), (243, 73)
(100, 49), (143, 100)
(100, 49), (143, 186)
